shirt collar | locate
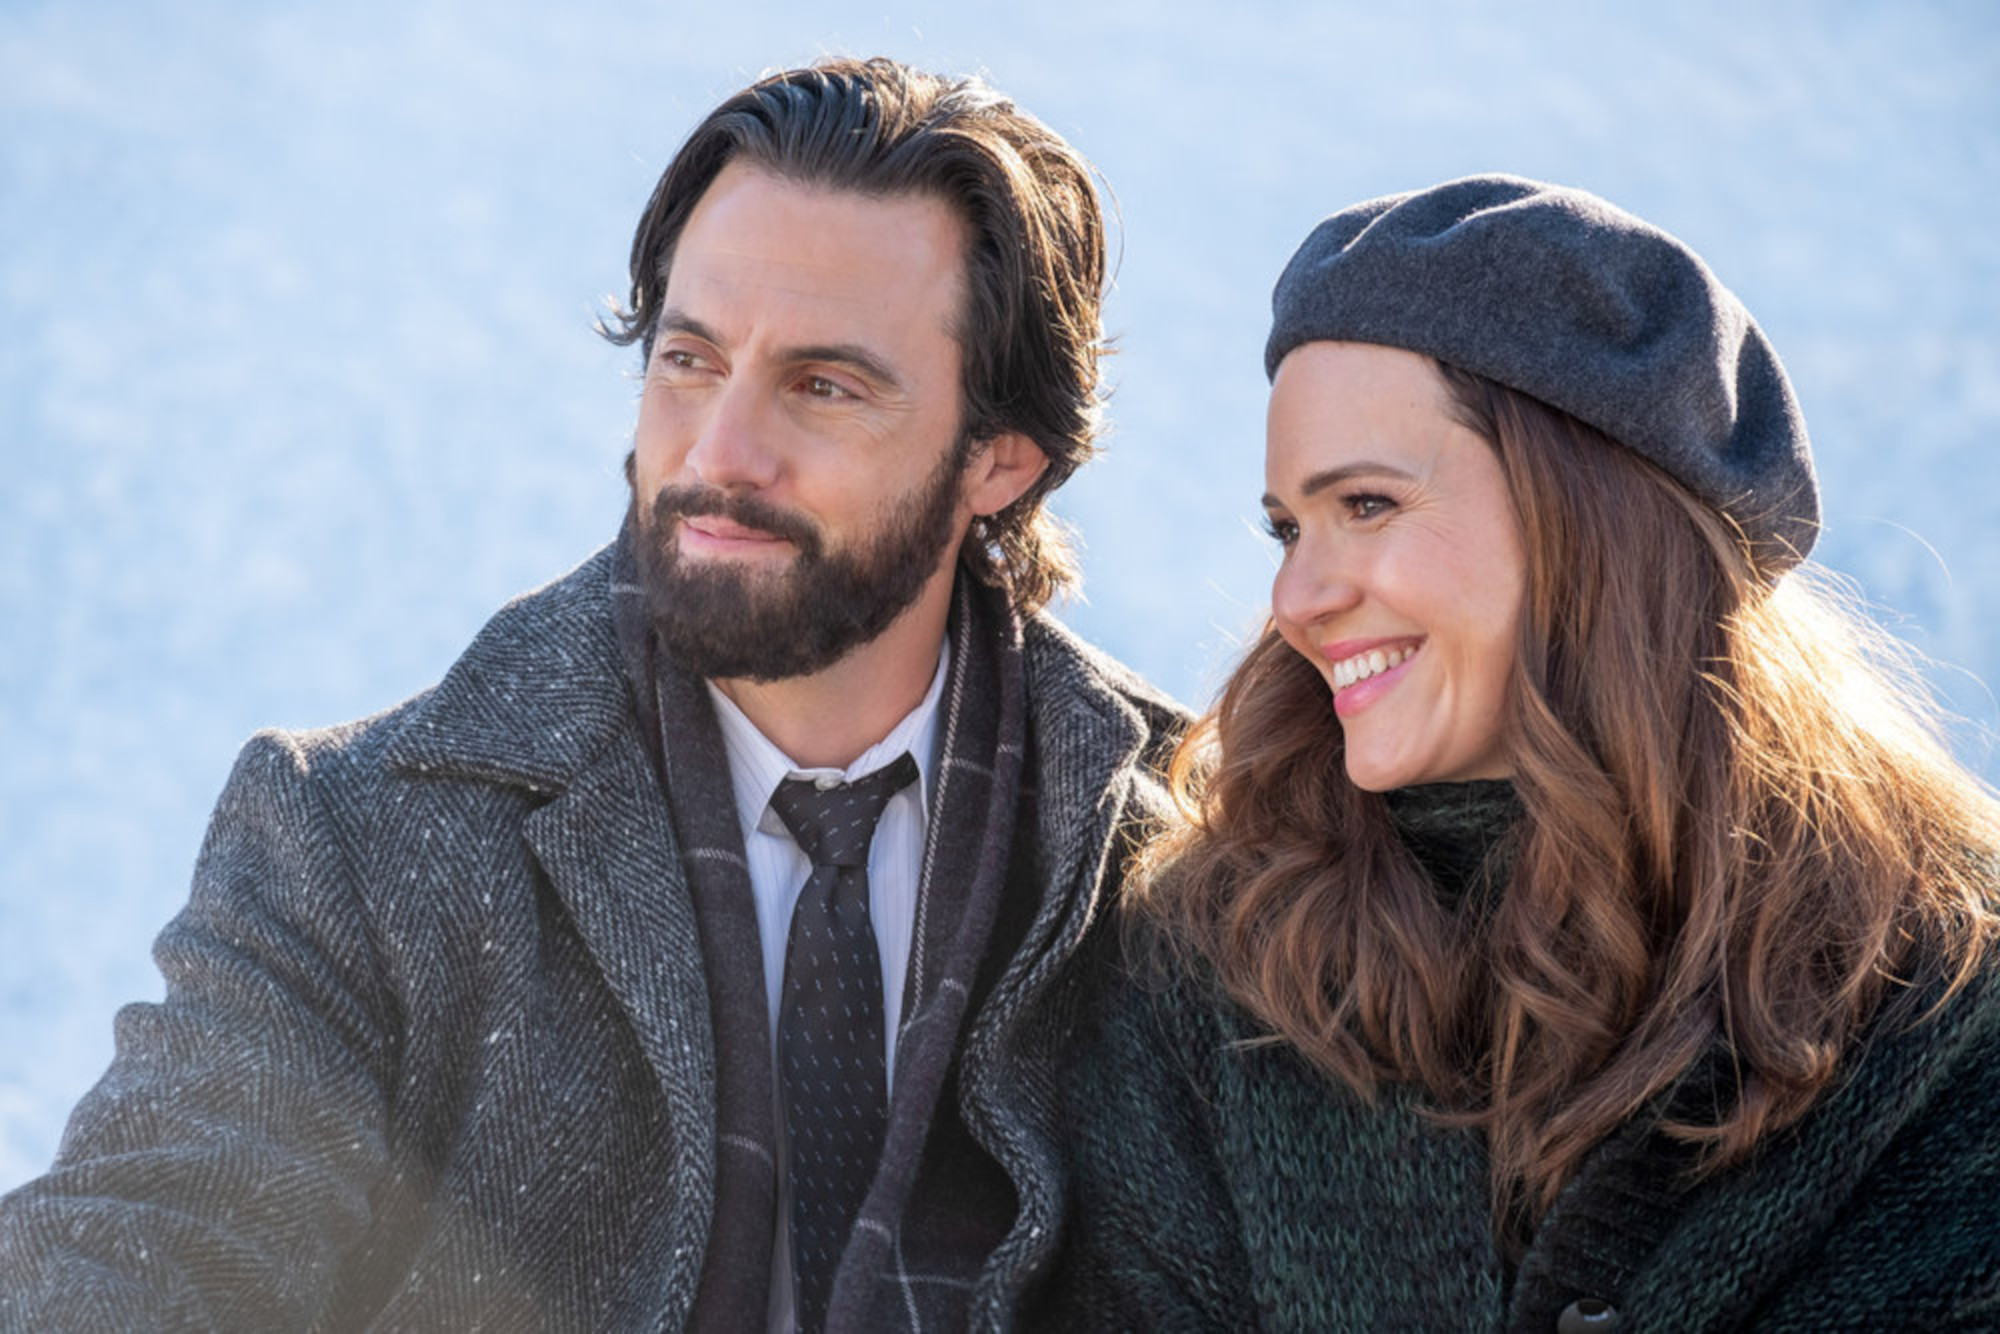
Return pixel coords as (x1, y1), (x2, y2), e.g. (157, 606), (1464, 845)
(706, 638), (950, 845)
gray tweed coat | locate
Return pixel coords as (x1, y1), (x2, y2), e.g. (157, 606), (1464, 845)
(0, 542), (1184, 1331)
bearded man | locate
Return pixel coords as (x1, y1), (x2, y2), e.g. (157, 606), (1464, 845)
(0, 57), (1185, 1332)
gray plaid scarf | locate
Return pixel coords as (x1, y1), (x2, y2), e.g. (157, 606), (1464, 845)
(610, 522), (1032, 1331)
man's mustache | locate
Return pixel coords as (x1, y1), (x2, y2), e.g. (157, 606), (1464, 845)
(650, 483), (823, 557)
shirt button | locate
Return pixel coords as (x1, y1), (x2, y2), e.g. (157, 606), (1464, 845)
(1557, 1298), (1620, 1332)
(813, 775), (842, 792)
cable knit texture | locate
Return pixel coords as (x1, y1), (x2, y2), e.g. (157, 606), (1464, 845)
(1037, 785), (2000, 1332)
(0, 537), (1187, 1332)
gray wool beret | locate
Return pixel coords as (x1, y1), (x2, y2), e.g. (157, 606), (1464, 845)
(1266, 174), (1820, 570)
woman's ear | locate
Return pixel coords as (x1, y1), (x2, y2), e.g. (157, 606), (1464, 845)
(961, 431), (1050, 517)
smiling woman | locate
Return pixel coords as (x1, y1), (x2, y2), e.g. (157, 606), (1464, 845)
(1040, 175), (2000, 1332)
(1262, 340), (1525, 792)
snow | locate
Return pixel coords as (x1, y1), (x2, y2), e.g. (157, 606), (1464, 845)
(2, 0), (1995, 1190)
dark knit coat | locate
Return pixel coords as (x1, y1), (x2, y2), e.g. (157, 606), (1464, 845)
(0, 540), (1186, 1332)
(1039, 834), (2000, 1330)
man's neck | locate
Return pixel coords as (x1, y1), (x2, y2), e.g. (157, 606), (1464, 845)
(710, 564), (956, 771)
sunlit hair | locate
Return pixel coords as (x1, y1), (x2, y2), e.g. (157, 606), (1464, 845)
(599, 56), (1109, 616)
(1139, 360), (2000, 1243)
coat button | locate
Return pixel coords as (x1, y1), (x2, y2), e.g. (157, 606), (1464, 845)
(1557, 1297), (1620, 1332)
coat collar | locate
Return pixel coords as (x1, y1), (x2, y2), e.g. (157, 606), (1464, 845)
(378, 537), (1184, 831)
(380, 542), (632, 793)
(1018, 610), (1184, 934)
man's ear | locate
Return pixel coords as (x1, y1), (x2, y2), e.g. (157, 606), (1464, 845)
(961, 432), (1050, 517)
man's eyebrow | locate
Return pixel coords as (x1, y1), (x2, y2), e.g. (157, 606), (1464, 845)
(655, 309), (725, 347)
(1261, 461), (1418, 509)
(785, 342), (905, 393)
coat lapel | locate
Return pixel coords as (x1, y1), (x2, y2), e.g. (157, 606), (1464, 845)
(519, 741), (716, 1244)
(958, 616), (1181, 1317)
(382, 542), (719, 1318)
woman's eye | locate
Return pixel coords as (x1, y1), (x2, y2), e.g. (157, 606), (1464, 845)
(1346, 493), (1394, 520)
(1261, 514), (1299, 547)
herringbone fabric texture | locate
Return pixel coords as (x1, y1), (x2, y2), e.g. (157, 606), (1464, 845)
(770, 755), (917, 1331)
(0, 537), (1193, 1331)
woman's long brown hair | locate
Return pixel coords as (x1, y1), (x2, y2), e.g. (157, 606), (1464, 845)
(1139, 362), (2000, 1240)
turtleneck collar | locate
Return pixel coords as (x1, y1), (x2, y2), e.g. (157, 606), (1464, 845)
(1384, 779), (1523, 912)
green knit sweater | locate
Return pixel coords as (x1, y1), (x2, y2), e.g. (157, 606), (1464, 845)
(1035, 785), (2000, 1332)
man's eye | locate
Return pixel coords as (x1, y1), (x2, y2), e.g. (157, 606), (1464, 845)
(803, 375), (852, 400)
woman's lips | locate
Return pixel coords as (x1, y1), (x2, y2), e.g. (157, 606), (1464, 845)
(1318, 638), (1423, 718)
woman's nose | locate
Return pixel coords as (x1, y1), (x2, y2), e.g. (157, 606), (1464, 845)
(1271, 537), (1361, 635)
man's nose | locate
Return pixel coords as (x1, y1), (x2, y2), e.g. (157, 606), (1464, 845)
(683, 379), (781, 492)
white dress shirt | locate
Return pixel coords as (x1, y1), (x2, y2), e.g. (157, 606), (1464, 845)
(704, 640), (949, 1334)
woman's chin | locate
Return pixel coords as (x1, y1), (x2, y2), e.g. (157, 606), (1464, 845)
(1340, 753), (1405, 794)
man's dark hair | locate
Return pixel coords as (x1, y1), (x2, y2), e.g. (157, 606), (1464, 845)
(601, 56), (1109, 616)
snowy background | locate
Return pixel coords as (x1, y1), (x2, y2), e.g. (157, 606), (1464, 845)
(3, 1), (1996, 1191)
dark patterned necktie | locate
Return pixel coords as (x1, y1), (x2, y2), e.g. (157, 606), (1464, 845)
(769, 751), (919, 1333)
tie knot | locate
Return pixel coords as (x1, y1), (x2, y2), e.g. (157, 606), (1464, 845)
(769, 752), (919, 869)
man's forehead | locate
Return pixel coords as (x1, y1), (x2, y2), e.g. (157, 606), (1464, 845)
(660, 164), (969, 349)
(680, 163), (965, 270)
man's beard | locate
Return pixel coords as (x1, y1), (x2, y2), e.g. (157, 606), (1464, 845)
(628, 437), (972, 682)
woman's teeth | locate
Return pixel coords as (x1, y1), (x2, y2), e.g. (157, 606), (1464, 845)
(1331, 645), (1415, 690)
